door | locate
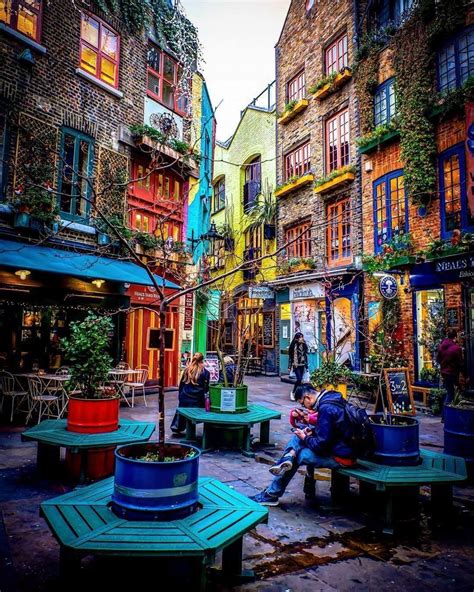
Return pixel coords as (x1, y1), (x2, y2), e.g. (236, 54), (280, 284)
(279, 302), (291, 374)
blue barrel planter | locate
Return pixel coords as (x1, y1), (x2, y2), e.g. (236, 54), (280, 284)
(370, 414), (420, 466)
(112, 442), (201, 521)
(444, 404), (474, 480)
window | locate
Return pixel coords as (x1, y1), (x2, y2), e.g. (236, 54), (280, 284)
(284, 142), (310, 181)
(0, 0), (42, 42)
(132, 212), (150, 233)
(243, 156), (261, 212)
(147, 44), (187, 115)
(327, 197), (352, 266)
(0, 114), (8, 199)
(130, 161), (181, 205)
(368, 0), (414, 30)
(326, 109), (349, 172)
(287, 70), (305, 102)
(373, 170), (407, 252)
(439, 144), (473, 237)
(415, 290), (444, 383)
(57, 129), (94, 222)
(306, 0), (315, 10)
(243, 226), (262, 279)
(213, 177), (225, 212)
(325, 34), (348, 75)
(374, 78), (396, 126)
(438, 28), (474, 92)
(211, 239), (225, 269)
(80, 13), (119, 88)
(285, 220), (311, 258)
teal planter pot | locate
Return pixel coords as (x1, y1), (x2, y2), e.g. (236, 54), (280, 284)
(13, 212), (31, 228)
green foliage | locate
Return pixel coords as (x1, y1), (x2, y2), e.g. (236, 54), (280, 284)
(314, 165), (356, 189)
(284, 99), (298, 112)
(429, 388), (445, 415)
(129, 124), (193, 156)
(309, 71), (338, 93)
(417, 296), (446, 370)
(431, 76), (474, 119)
(363, 234), (414, 275)
(356, 120), (399, 148)
(311, 360), (355, 389)
(246, 189), (277, 231)
(420, 366), (440, 383)
(426, 232), (474, 257)
(61, 313), (114, 399)
(275, 174), (306, 193)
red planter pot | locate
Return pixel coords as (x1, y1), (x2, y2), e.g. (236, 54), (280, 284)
(67, 396), (120, 433)
(65, 446), (116, 480)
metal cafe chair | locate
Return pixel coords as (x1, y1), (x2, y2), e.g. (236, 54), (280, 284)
(0, 371), (28, 422)
(124, 366), (149, 408)
(26, 377), (61, 424)
(108, 371), (130, 406)
(115, 362), (130, 371)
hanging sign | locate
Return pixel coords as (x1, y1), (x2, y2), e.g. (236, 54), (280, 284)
(183, 292), (194, 331)
(465, 102), (474, 219)
(249, 286), (274, 300)
(378, 275), (398, 300)
(220, 388), (236, 412)
(289, 283), (324, 301)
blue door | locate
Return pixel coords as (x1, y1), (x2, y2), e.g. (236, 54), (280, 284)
(280, 319), (291, 374)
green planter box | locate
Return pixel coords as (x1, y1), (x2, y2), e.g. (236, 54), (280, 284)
(358, 129), (400, 154)
(209, 384), (248, 414)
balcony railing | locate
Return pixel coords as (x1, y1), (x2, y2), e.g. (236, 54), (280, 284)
(243, 247), (261, 280)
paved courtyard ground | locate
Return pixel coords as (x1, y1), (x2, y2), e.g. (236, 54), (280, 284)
(1, 376), (473, 591)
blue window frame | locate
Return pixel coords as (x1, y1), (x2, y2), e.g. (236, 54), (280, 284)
(373, 170), (408, 252)
(439, 143), (473, 238)
(57, 128), (94, 222)
(370, 0), (413, 29)
(374, 78), (396, 126)
(437, 27), (474, 92)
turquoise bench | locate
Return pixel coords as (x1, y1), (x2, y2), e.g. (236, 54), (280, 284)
(177, 404), (281, 457)
(22, 419), (156, 482)
(40, 476), (268, 590)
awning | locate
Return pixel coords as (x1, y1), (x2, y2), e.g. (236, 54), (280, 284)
(0, 238), (179, 288)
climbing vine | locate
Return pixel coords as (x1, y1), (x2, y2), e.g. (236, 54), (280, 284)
(353, 39), (381, 135)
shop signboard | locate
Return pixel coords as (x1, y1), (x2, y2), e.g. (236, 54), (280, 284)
(126, 285), (160, 305)
(289, 283), (324, 301)
(378, 275), (398, 300)
(435, 254), (474, 280)
(249, 286), (274, 300)
(183, 292), (194, 331)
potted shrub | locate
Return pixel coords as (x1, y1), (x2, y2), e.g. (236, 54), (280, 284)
(61, 312), (119, 434)
(310, 359), (355, 398)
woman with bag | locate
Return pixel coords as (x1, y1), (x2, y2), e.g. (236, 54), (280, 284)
(170, 352), (210, 434)
(288, 332), (309, 401)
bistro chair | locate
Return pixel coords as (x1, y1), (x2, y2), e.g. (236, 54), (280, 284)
(26, 377), (61, 424)
(108, 371), (130, 407)
(124, 365), (149, 408)
(0, 371), (28, 422)
(115, 362), (130, 370)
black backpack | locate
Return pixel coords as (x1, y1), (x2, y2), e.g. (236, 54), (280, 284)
(319, 394), (375, 459)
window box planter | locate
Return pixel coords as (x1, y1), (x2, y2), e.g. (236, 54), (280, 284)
(426, 246), (469, 261)
(275, 174), (314, 198)
(313, 68), (352, 100)
(358, 129), (400, 154)
(277, 98), (309, 125)
(314, 171), (355, 194)
(389, 255), (416, 267)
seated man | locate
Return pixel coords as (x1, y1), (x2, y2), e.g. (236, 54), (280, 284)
(251, 384), (356, 506)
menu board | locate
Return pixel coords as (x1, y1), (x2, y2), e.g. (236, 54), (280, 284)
(262, 312), (274, 348)
(383, 367), (416, 415)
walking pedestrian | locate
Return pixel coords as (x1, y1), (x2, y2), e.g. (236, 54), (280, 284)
(436, 329), (463, 415)
(170, 352), (210, 435)
(288, 332), (309, 401)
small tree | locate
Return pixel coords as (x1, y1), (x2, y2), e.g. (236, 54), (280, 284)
(62, 313), (114, 399)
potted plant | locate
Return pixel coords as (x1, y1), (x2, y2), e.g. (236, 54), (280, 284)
(61, 312), (119, 434)
(246, 187), (277, 241)
(369, 413), (420, 466)
(310, 359), (355, 398)
(444, 392), (474, 481)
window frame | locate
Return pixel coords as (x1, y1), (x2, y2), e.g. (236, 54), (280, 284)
(325, 108), (350, 173)
(213, 177), (225, 213)
(57, 127), (94, 223)
(286, 70), (306, 103)
(146, 43), (187, 116)
(284, 142), (311, 181)
(79, 11), (120, 89)
(374, 78), (396, 126)
(372, 169), (408, 253)
(326, 197), (352, 267)
(437, 26), (474, 92)
(439, 143), (472, 238)
(325, 33), (348, 76)
(285, 220), (312, 259)
(0, 0), (43, 43)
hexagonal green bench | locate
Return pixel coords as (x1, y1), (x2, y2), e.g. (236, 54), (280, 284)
(40, 476), (268, 589)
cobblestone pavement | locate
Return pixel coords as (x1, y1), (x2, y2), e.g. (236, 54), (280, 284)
(1, 376), (473, 591)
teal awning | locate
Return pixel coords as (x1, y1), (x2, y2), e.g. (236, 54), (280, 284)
(0, 239), (179, 288)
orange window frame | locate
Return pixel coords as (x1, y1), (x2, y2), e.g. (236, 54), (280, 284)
(79, 12), (120, 88)
(326, 198), (352, 267)
(0, 0), (42, 42)
(147, 44), (187, 116)
(325, 108), (350, 173)
(285, 221), (311, 258)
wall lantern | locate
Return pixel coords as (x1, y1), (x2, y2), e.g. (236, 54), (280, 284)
(91, 279), (105, 288)
(15, 269), (31, 280)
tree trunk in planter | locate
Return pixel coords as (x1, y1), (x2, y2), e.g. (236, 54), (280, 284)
(67, 396), (120, 433)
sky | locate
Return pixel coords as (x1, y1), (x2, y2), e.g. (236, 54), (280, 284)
(181, 0), (291, 142)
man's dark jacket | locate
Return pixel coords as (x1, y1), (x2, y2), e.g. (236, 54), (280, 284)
(304, 391), (354, 458)
(436, 338), (463, 376)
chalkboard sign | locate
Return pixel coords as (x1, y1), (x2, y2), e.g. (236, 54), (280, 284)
(383, 367), (416, 415)
(148, 328), (174, 351)
(262, 312), (274, 348)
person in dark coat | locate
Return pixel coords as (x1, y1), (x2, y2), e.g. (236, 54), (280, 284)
(288, 332), (309, 401)
(251, 385), (356, 506)
(219, 355), (236, 385)
(437, 329), (463, 413)
(171, 352), (210, 434)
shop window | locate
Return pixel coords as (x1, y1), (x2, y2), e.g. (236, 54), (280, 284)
(284, 142), (310, 181)
(437, 27), (474, 93)
(415, 289), (444, 383)
(80, 12), (119, 88)
(286, 70), (305, 102)
(368, 0), (414, 30)
(0, 0), (42, 42)
(373, 170), (407, 252)
(285, 220), (311, 258)
(57, 128), (94, 222)
(325, 108), (349, 173)
(132, 212), (151, 233)
(374, 78), (396, 126)
(213, 177), (225, 212)
(147, 43), (187, 115)
(243, 156), (261, 213)
(325, 33), (348, 75)
(439, 143), (473, 238)
(327, 197), (352, 267)
(130, 161), (181, 205)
